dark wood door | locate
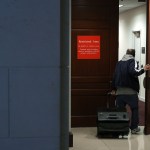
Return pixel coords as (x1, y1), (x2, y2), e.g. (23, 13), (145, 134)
(145, 0), (150, 134)
(71, 0), (119, 127)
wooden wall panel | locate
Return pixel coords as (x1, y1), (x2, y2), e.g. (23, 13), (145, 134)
(71, 0), (119, 127)
(145, 0), (150, 134)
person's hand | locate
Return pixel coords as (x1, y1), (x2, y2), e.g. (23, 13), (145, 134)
(111, 90), (116, 95)
(144, 64), (150, 71)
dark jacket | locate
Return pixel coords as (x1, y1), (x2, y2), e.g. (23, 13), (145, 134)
(112, 54), (145, 93)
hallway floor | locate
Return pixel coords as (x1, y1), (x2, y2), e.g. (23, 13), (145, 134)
(69, 126), (150, 150)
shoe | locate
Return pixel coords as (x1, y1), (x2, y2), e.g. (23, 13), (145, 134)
(131, 127), (141, 134)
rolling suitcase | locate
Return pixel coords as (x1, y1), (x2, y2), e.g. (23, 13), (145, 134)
(97, 93), (130, 138)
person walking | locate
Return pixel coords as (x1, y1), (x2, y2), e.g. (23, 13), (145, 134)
(112, 49), (150, 134)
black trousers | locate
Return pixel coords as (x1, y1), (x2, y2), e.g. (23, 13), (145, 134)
(116, 94), (139, 130)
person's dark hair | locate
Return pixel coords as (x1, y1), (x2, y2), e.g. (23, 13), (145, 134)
(126, 49), (135, 57)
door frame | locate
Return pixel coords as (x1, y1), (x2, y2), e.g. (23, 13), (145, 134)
(144, 0), (150, 134)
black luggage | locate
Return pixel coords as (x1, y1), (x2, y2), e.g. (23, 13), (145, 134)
(96, 93), (130, 138)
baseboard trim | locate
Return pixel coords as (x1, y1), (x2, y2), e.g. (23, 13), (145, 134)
(139, 96), (145, 102)
(69, 132), (73, 147)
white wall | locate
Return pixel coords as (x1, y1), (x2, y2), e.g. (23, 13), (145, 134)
(119, 5), (146, 101)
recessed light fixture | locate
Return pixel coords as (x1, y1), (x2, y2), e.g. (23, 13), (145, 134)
(119, 5), (123, 7)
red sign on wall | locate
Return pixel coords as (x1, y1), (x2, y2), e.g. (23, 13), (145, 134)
(77, 36), (100, 59)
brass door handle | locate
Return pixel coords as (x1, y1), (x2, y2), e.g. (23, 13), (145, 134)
(143, 77), (146, 88)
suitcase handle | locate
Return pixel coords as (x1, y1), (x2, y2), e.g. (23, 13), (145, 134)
(107, 114), (118, 119)
(107, 116), (118, 119)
